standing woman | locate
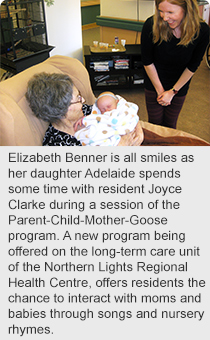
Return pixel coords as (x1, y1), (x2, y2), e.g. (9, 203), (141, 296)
(141, 0), (209, 128)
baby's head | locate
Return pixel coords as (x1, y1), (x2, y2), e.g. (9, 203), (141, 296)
(96, 92), (119, 114)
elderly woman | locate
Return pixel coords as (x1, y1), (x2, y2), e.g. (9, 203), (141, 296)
(26, 72), (142, 146)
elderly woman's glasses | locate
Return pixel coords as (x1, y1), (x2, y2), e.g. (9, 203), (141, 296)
(70, 92), (83, 105)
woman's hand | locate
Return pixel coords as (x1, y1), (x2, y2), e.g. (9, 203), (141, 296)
(117, 130), (140, 146)
(74, 117), (85, 132)
(157, 90), (174, 106)
(157, 68), (195, 107)
(133, 122), (144, 145)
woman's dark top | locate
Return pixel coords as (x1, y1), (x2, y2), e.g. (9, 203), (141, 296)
(43, 104), (92, 146)
(141, 16), (210, 96)
(43, 124), (82, 146)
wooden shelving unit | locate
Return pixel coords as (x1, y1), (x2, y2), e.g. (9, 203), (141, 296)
(84, 44), (144, 90)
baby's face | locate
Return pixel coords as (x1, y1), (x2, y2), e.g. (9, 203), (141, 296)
(97, 96), (118, 114)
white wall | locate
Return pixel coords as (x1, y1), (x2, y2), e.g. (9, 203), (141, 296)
(45, 0), (83, 62)
(101, 0), (155, 21)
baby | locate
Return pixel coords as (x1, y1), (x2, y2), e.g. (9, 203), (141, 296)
(74, 91), (144, 146)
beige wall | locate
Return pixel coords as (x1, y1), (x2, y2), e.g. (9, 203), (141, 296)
(99, 0), (155, 44)
(100, 26), (141, 45)
(100, 0), (155, 21)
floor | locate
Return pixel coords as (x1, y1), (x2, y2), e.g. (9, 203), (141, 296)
(82, 27), (210, 143)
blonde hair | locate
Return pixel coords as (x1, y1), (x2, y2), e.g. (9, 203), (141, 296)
(153, 0), (201, 46)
